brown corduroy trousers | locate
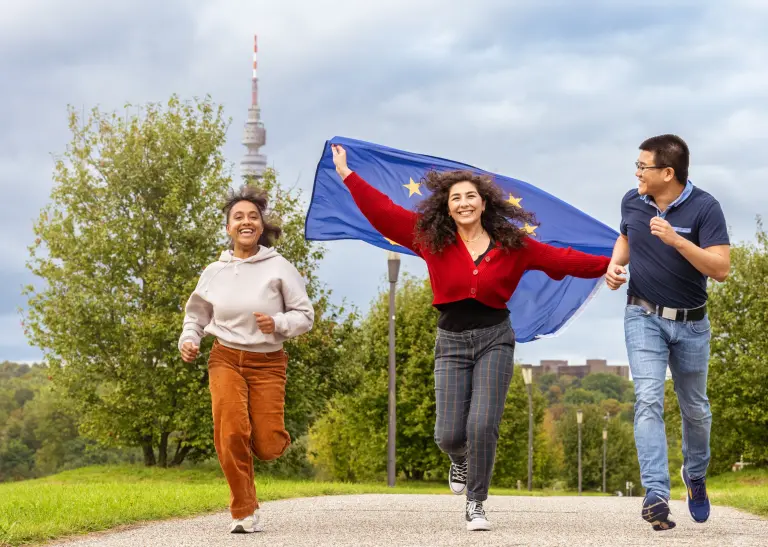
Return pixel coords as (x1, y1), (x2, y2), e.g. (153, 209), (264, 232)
(208, 340), (291, 519)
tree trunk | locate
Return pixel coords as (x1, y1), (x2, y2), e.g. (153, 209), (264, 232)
(141, 437), (156, 466)
(170, 444), (194, 467)
(158, 432), (170, 468)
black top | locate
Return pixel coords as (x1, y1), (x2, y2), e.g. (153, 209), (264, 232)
(620, 185), (729, 308)
(435, 241), (511, 332)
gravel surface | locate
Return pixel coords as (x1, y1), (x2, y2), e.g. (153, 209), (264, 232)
(51, 494), (768, 546)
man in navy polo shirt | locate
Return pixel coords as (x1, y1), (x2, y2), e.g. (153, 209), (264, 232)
(605, 134), (730, 531)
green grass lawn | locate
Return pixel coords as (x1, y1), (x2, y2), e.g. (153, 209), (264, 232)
(1, 465), (765, 546)
(671, 467), (768, 518)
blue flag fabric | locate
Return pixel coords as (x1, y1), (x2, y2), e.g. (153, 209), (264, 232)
(305, 137), (618, 342)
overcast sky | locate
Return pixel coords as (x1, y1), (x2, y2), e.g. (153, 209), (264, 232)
(2, 1), (766, 366)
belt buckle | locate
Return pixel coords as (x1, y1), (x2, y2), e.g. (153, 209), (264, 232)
(661, 307), (678, 321)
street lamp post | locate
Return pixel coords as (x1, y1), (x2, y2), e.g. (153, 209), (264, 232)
(387, 252), (400, 488)
(602, 413), (609, 494)
(521, 366), (534, 491)
(577, 409), (583, 496)
(602, 427), (608, 494)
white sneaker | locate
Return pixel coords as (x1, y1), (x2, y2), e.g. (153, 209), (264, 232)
(465, 500), (491, 531)
(230, 509), (263, 533)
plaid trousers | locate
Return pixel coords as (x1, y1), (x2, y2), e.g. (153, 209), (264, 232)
(433, 320), (516, 501)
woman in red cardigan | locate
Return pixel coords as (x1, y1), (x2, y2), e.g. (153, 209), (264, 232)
(332, 144), (609, 532)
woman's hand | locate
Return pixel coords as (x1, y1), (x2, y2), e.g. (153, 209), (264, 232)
(253, 312), (276, 334)
(331, 144), (352, 180)
(180, 341), (199, 363)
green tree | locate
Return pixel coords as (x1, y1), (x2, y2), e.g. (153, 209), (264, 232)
(492, 367), (548, 488)
(557, 405), (640, 493)
(563, 388), (600, 406)
(707, 220), (768, 471)
(310, 276), (444, 481)
(581, 373), (633, 402)
(23, 97), (358, 470)
(24, 97), (234, 467)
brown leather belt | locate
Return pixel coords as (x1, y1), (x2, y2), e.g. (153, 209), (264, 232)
(627, 296), (707, 322)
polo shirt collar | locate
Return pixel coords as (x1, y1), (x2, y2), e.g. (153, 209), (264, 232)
(641, 180), (694, 213)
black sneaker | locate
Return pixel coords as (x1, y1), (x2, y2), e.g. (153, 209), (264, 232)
(642, 491), (676, 531)
(465, 499), (491, 531)
(449, 459), (467, 495)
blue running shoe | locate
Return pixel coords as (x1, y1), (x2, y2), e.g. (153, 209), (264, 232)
(681, 465), (710, 523)
(642, 490), (676, 531)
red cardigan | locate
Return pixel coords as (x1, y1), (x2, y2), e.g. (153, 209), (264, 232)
(343, 172), (610, 309)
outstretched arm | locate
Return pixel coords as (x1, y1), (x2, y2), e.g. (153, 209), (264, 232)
(524, 237), (611, 280)
(606, 234), (629, 290)
(332, 144), (420, 254)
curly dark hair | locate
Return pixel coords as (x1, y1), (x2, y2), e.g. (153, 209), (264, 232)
(413, 170), (537, 254)
(222, 185), (282, 248)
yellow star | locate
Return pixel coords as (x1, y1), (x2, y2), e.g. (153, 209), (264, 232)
(523, 223), (538, 236)
(403, 178), (422, 198)
(384, 237), (400, 247)
(507, 193), (523, 208)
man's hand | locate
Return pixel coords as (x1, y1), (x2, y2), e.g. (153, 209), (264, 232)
(180, 341), (199, 363)
(253, 312), (276, 334)
(650, 217), (682, 247)
(605, 263), (628, 290)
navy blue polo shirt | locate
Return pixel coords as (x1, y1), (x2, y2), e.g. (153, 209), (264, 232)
(620, 182), (729, 309)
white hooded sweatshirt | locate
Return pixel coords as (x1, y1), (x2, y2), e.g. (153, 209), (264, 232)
(179, 246), (314, 353)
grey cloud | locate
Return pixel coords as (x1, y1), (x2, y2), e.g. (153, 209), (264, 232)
(3, 0), (767, 363)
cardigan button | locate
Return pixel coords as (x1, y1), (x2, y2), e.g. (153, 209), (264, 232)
(473, 269), (478, 275)
(470, 288), (476, 295)
(485, 256), (490, 262)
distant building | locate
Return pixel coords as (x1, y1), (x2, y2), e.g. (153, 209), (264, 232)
(520, 358), (630, 380)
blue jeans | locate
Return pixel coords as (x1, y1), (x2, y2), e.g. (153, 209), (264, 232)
(624, 304), (712, 498)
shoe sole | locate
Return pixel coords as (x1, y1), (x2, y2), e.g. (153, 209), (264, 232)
(650, 520), (676, 531)
(681, 465), (709, 524)
(467, 519), (491, 531)
(643, 498), (675, 531)
(230, 522), (263, 533)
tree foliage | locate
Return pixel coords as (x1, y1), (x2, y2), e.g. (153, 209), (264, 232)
(24, 96), (232, 467)
(707, 220), (768, 471)
(23, 97), (356, 469)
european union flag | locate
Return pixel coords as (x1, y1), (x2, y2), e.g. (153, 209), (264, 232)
(305, 137), (618, 343)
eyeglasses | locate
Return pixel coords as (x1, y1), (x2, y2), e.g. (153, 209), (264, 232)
(635, 161), (669, 173)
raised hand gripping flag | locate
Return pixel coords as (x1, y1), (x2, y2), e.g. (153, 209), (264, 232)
(305, 137), (618, 342)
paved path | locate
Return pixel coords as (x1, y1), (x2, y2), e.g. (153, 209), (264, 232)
(53, 494), (768, 546)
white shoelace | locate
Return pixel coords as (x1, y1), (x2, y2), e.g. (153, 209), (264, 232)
(452, 460), (467, 483)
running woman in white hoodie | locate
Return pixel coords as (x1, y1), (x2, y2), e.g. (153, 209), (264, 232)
(179, 185), (314, 534)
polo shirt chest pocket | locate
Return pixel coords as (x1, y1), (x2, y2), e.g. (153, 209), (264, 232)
(671, 225), (697, 243)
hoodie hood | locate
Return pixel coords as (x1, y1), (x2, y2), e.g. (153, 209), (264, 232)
(203, 246), (281, 294)
(218, 246), (279, 264)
